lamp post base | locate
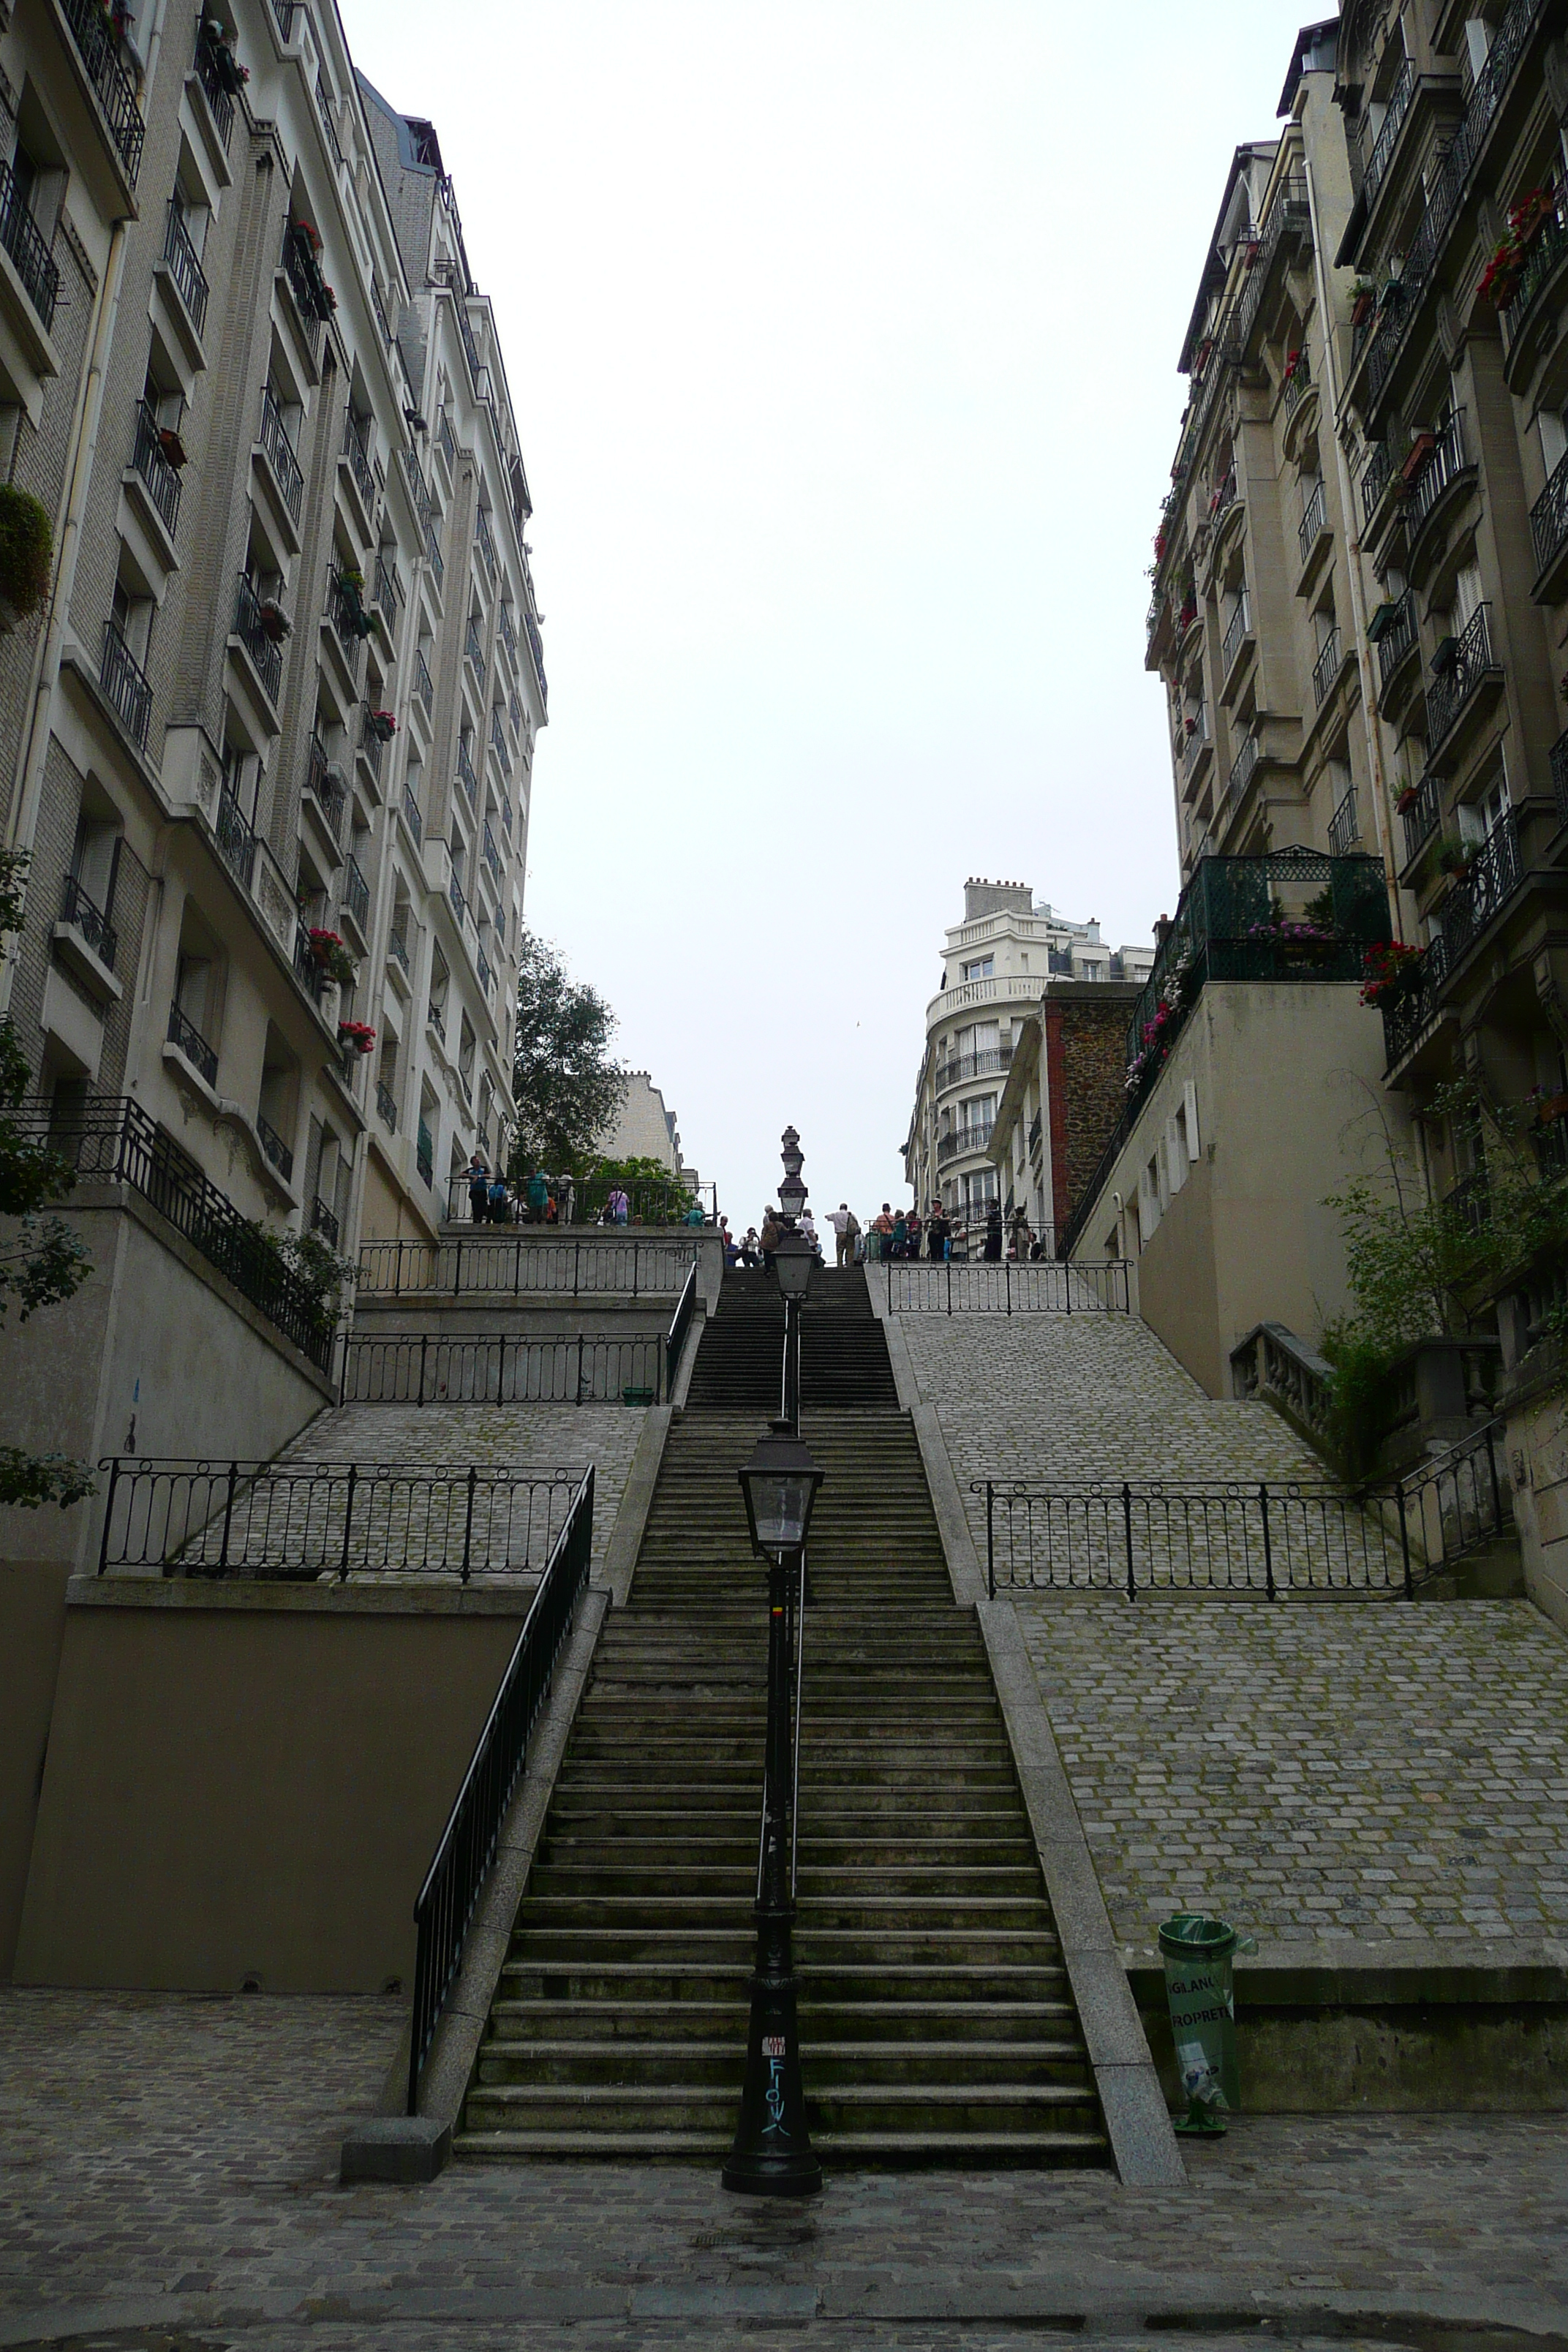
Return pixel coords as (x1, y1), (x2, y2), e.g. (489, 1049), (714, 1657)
(721, 1908), (823, 2198)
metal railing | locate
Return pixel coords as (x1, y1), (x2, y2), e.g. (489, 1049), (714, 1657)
(259, 384), (303, 521)
(166, 1000), (217, 1085)
(375, 1079), (397, 1133)
(361, 720), (385, 798)
(465, 617), (484, 671)
(131, 399), (182, 536)
(456, 737), (478, 804)
(1531, 449), (1568, 580)
(257, 1114), (293, 1180)
(339, 1331), (668, 1406)
(1328, 784), (1360, 859)
(388, 924), (410, 975)
(1380, 933), (1450, 1070)
(342, 853), (369, 933)
(476, 940), (493, 997)
(163, 202), (209, 337)
(1183, 701), (1209, 774)
(22, 1096), (334, 1366)
(1282, 345), (1311, 416)
(1376, 592), (1418, 688)
(0, 159), (59, 330)
(100, 622), (151, 748)
(497, 601), (517, 663)
(342, 410), (374, 507)
(194, 29), (235, 150)
(1221, 587), (1250, 676)
(524, 608), (547, 709)
(976, 1420), (1510, 1601)
(311, 1194), (340, 1247)
(402, 786), (422, 845)
(1441, 808), (1523, 971)
(415, 648), (434, 715)
(292, 921), (327, 1004)
(1407, 410), (1466, 533)
(214, 788), (255, 888)
(1553, 730), (1568, 830)
(1502, 182), (1568, 345)
(306, 735), (346, 839)
(59, 0), (145, 181)
(375, 552), (402, 620)
(327, 572), (365, 666)
(1400, 771), (1442, 867)
(1297, 478), (1327, 569)
(475, 503), (497, 576)
(933, 1045), (1011, 1093)
(98, 1454), (588, 1582)
(61, 874), (116, 969)
(886, 1259), (1131, 1313)
(1362, 52), (1415, 211)
(358, 1235), (701, 1299)
(666, 1259), (698, 1391)
(481, 821), (502, 887)
(416, 1119), (434, 1185)
(233, 572), (283, 704)
(281, 226), (323, 361)
(444, 1173), (716, 1229)
(938, 1123), (993, 1166)
(437, 407), (456, 469)
(1227, 733), (1258, 802)
(490, 707), (510, 772)
(407, 1467), (595, 2112)
(1426, 602), (1497, 750)
(1360, 437), (1393, 523)
(448, 870), (466, 927)
(1311, 625), (1342, 706)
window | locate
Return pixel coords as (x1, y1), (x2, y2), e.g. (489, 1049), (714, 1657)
(961, 955), (994, 982)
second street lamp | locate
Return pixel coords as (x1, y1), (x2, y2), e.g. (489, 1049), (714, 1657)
(773, 1226), (813, 1433)
(725, 1423), (824, 2198)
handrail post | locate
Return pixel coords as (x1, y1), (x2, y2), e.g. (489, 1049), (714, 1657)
(461, 1465), (477, 1583)
(339, 1462), (358, 1582)
(393, 1242), (402, 1300)
(886, 1254), (891, 1313)
(420, 1330), (429, 1405)
(1005, 1258), (1011, 1316)
(573, 1239), (580, 1297)
(1259, 1481), (1275, 1600)
(576, 1335), (584, 1406)
(98, 1455), (120, 1575)
(1123, 1481), (1136, 1601)
(946, 1256), (951, 1315)
(1398, 1482), (1413, 1599)
(1486, 1421), (1503, 1533)
(515, 1232), (521, 1294)
(986, 1482), (995, 1599)
(219, 1458), (238, 1570)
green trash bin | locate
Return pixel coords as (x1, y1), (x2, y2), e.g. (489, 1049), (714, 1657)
(1158, 1912), (1256, 2136)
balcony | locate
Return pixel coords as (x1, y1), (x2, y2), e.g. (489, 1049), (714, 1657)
(1502, 184), (1568, 354)
(436, 409), (456, 471)
(456, 737), (478, 806)
(448, 870), (467, 927)
(481, 821), (502, 888)
(497, 601), (517, 663)
(279, 227), (323, 366)
(1362, 53), (1415, 212)
(1441, 808), (1523, 973)
(60, 873), (116, 970)
(524, 608), (546, 709)
(1360, 438), (1393, 525)
(415, 647), (434, 717)
(162, 203), (210, 340)
(402, 785), (422, 846)
(214, 788), (257, 889)
(193, 28), (236, 152)
(376, 1080), (397, 1134)
(129, 399), (182, 538)
(343, 854), (369, 935)
(1373, 590), (1418, 690)
(167, 1000), (218, 1087)
(416, 1119), (434, 1186)
(0, 160), (60, 333)
(233, 572), (283, 707)
(342, 410), (375, 512)
(374, 551), (402, 625)
(306, 734), (346, 842)
(1281, 344), (1311, 418)
(292, 921), (327, 1005)
(1182, 702), (1210, 778)
(1311, 624), (1343, 708)
(427, 998), (446, 1045)
(1227, 733), (1258, 802)
(326, 571), (366, 673)
(258, 384), (303, 524)
(388, 925), (410, 976)
(1379, 936), (1449, 1074)
(56, 0), (145, 183)
(1220, 587), (1250, 679)
(465, 618), (484, 674)
(475, 505), (497, 579)
(938, 1123), (994, 1167)
(100, 622), (151, 749)
(257, 1115), (293, 1182)
(1328, 783), (1360, 859)
(1530, 450), (1568, 589)
(426, 523), (444, 592)
(935, 1044), (1012, 1093)
(358, 711), (384, 787)
(490, 707), (510, 772)
(1297, 478), (1327, 573)
(1406, 409), (1467, 538)
(1399, 772), (1442, 870)
(477, 939), (493, 997)
(310, 1195), (340, 1247)
(1425, 602), (1500, 756)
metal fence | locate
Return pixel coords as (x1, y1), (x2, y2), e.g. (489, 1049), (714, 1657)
(975, 1422), (1511, 1601)
(886, 1259), (1131, 1313)
(97, 1457), (589, 1582)
(356, 1235), (698, 1300)
(408, 1464), (594, 2111)
(338, 1331), (666, 1406)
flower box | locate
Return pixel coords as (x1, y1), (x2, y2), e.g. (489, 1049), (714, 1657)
(338, 1019), (377, 1055)
(309, 927), (357, 987)
(365, 709), (397, 743)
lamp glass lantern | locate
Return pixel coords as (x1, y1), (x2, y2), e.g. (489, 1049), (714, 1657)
(772, 1229), (813, 1302)
(777, 1174), (808, 1226)
(738, 1425), (823, 1556)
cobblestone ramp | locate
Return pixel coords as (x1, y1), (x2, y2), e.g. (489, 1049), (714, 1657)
(454, 1270), (1111, 2168)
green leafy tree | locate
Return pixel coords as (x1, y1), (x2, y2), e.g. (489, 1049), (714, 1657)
(510, 931), (627, 1177)
(0, 848), (94, 1509)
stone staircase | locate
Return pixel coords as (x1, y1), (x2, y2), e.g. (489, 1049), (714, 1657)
(455, 1269), (1108, 2168)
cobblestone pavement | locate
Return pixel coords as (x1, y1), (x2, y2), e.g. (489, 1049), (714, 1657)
(1015, 1595), (1568, 1960)
(281, 1403), (648, 1575)
(1, 1992), (1565, 2351)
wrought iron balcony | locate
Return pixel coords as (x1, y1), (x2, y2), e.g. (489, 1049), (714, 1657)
(1531, 450), (1568, 581)
(937, 1123), (994, 1167)
(259, 384), (303, 521)
(167, 1000), (219, 1086)
(1406, 409), (1466, 534)
(497, 601), (517, 662)
(1227, 734), (1258, 802)
(427, 998), (446, 1043)
(1221, 587), (1250, 676)
(214, 788), (257, 888)
(934, 1044), (1012, 1093)
(1445, 1169), (1491, 1235)
(342, 410), (374, 508)
(448, 869), (466, 926)
(388, 925), (410, 975)
(402, 785), (423, 845)
(524, 607), (546, 708)
(163, 202), (209, 338)
(327, 571), (366, 666)
(417, 1119), (434, 1186)
(456, 737), (478, 805)
(292, 921), (327, 1004)
(477, 939), (493, 997)
(415, 647), (434, 715)
(194, 27), (235, 151)
(1441, 808), (1523, 972)
(1282, 345), (1311, 416)
(129, 399), (182, 538)
(426, 523), (444, 589)
(1375, 591), (1418, 688)
(1426, 602), (1498, 751)
(475, 503), (497, 576)
(465, 618), (484, 671)
(1311, 625), (1343, 707)
(343, 853), (369, 934)
(376, 1080), (398, 1134)
(58, 0), (145, 181)
(490, 706), (510, 771)
(280, 226), (323, 361)
(481, 821), (502, 887)
(306, 734), (346, 839)
(1328, 783), (1360, 859)
(1399, 772), (1442, 868)
(358, 713), (383, 783)
(1297, 478), (1327, 570)
(100, 622), (151, 748)
(310, 1195), (340, 1247)
(0, 159), (59, 331)
(374, 551), (402, 620)
(1503, 184), (1568, 346)
(1362, 52), (1414, 211)
(437, 408), (456, 470)
(61, 874), (116, 968)
(1360, 438), (1392, 524)
(257, 1114), (293, 1181)
(1182, 703), (1209, 777)
(233, 572), (284, 704)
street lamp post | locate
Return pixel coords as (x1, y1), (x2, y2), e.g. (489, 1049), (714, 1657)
(725, 1422), (824, 2198)
(772, 1126), (813, 1436)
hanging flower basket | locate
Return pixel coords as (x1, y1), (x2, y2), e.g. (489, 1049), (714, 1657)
(365, 708), (397, 743)
(1360, 941), (1423, 1006)
(309, 927), (357, 987)
(338, 1019), (377, 1055)
(1479, 186), (1556, 308)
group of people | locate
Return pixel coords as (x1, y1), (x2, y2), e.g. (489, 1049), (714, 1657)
(721, 1205), (824, 1272)
(464, 1158), (713, 1229)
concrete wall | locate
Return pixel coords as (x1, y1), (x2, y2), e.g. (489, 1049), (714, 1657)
(1070, 982), (1403, 1397)
(13, 1579), (534, 1993)
(1503, 1360), (1568, 1640)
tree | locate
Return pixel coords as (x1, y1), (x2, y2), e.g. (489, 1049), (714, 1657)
(510, 930), (628, 1177)
(0, 848), (94, 1509)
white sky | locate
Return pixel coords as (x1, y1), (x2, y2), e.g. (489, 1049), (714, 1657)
(346, 0), (1319, 1226)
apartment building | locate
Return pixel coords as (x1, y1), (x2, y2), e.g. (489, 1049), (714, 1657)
(902, 879), (1153, 1238)
(0, 0), (541, 1489)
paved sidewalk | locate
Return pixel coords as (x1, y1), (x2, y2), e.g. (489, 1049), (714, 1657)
(1, 1991), (1566, 2351)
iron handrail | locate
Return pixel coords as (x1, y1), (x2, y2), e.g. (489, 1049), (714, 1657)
(357, 1235), (701, 1301)
(885, 1259), (1131, 1313)
(666, 1259), (698, 1392)
(408, 1466), (595, 2111)
(338, 1330), (668, 1406)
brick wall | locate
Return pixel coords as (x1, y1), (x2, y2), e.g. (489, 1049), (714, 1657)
(1045, 994), (1133, 1229)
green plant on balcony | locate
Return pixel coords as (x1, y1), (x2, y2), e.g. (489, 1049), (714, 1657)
(307, 927), (356, 987)
(365, 707), (397, 742)
(0, 486), (53, 620)
(337, 1017), (376, 1054)
(1478, 183), (1556, 307)
(244, 1219), (355, 1338)
(1360, 939), (1422, 1005)
(336, 567), (374, 640)
(1435, 835), (1473, 880)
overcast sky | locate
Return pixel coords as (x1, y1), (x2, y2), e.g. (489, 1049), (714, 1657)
(347, 0), (1319, 1226)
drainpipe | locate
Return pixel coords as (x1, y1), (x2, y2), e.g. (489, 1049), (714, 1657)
(1303, 154), (1400, 923)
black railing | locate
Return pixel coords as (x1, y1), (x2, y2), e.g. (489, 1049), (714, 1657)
(258, 384), (304, 521)
(415, 648), (434, 714)
(293, 921), (327, 1004)
(1380, 934), (1450, 1070)
(339, 1332), (667, 1406)
(497, 601), (517, 662)
(447, 870), (466, 927)
(1327, 784), (1360, 859)
(887, 1260), (1130, 1313)
(97, 1455), (588, 1582)
(375, 552), (402, 620)
(1221, 587), (1250, 675)
(194, 30), (236, 150)
(359, 1234), (701, 1298)
(233, 572), (283, 704)
(163, 203), (210, 337)
(214, 788), (256, 887)
(1406, 409), (1466, 534)
(311, 1194), (340, 1246)
(416, 1119), (434, 1185)
(1531, 450), (1568, 581)
(457, 737), (478, 804)
(407, 1466), (595, 2113)
(1297, 478), (1327, 569)
(376, 1079), (397, 1131)
(1400, 772), (1442, 868)
(327, 573), (365, 668)
(257, 1114), (293, 1180)
(1227, 733), (1258, 802)
(167, 1000), (218, 1085)
(490, 707), (510, 771)
(100, 622), (151, 747)
(938, 1125), (992, 1166)
(306, 735), (346, 838)
(475, 503), (497, 576)
(59, 0), (145, 181)
(280, 226), (323, 360)
(1553, 731), (1568, 830)
(388, 924), (410, 974)
(1376, 592), (1417, 688)
(343, 853), (369, 933)
(1311, 625), (1343, 706)
(1362, 51), (1414, 210)
(445, 1172), (715, 1229)
(524, 608), (547, 709)
(23, 1096), (334, 1366)
(131, 399), (182, 535)
(1441, 809), (1523, 971)
(1426, 603), (1497, 752)
(1502, 184), (1568, 345)
(465, 618), (484, 671)
(61, 874), (116, 968)
(1282, 345), (1311, 415)
(482, 821), (502, 886)
(666, 1259), (698, 1390)
(1360, 437), (1392, 523)
(342, 410), (374, 507)
(0, 159), (59, 330)
(476, 939), (493, 997)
